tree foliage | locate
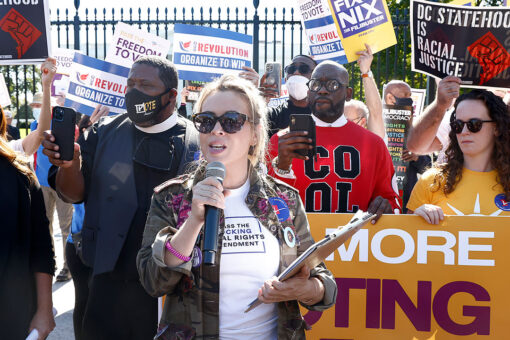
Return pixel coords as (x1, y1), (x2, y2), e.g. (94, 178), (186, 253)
(0, 65), (40, 126)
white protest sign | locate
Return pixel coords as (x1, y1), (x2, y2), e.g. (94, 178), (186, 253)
(173, 24), (253, 82)
(0, 74), (11, 107)
(410, 88), (426, 117)
(64, 52), (129, 116)
(105, 22), (171, 68)
(297, 0), (347, 64)
(268, 82), (289, 108)
(51, 47), (77, 96)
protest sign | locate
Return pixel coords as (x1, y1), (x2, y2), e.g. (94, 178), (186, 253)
(383, 104), (412, 190)
(268, 82), (289, 108)
(105, 22), (171, 69)
(172, 24), (253, 82)
(297, 0), (348, 64)
(0, 0), (51, 65)
(449, 0), (474, 5)
(0, 74), (11, 107)
(51, 47), (77, 97)
(184, 80), (205, 102)
(411, 88), (426, 117)
(303, 213), (510, 339)
(326, 0), (396, 62)
(64, 52), (129, 116)
(411, 0), (510, 89)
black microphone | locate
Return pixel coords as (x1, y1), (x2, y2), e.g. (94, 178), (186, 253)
(203, 161), (226, 266)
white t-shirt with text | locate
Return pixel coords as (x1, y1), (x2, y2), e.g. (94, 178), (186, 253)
(219, 178), (280, 340)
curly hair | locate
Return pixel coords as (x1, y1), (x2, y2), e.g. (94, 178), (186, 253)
(432, 89), (510, 200)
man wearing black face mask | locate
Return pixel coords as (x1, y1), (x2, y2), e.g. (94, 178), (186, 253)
(383, 80), (431, 213)
(269, 61), (400, 222)
(42, 56), (199, 340)
(266, 55), (317, 138)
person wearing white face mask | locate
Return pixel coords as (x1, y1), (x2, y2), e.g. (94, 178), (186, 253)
(285, 73), (309, 101)
(266, 55), (317, 137)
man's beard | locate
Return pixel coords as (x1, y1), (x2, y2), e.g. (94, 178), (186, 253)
(310, 98), (345, 123)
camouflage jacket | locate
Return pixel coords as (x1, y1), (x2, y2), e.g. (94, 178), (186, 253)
(137, 165), (337, 340)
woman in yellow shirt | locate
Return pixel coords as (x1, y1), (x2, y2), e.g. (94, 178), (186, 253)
(407, 89), (510, 223)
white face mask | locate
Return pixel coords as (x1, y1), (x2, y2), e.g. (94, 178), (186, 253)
(286, 75), (309, 101)
(32, 107), (41, 121)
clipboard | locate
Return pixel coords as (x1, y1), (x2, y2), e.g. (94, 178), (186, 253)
(244, 210), (375, 313)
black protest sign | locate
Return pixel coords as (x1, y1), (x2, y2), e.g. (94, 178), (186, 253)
(384, 104), (412, 191)
(411, 0), (510, 89)
(0, 0), (51, 65)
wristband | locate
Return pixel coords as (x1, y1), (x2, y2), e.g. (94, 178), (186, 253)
(272, 157), (292, 176)
(165, 240), (191, 262)
(361, 70), (373, 79)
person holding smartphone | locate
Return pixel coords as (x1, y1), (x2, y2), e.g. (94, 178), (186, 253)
(269, 60), (400, 221)
(42, 56), (200, 340)
(137, 75), (336, 340)
(266, 55), (317, 138)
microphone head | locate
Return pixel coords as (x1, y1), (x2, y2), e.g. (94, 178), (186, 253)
(205, 161), (226, 182)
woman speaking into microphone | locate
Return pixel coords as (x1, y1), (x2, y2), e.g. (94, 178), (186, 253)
(137, 75), (336, 339)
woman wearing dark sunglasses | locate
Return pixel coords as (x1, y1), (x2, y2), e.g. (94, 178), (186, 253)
(137, 75), (336, 339)
(407, 89), (510, 223)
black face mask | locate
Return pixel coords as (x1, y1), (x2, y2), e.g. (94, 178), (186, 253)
(125, 88), (171, 124)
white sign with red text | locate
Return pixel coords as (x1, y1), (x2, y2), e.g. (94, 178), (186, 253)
(106, 22), (171, 69)
(298, 0), (347, 64)
(173, 24), (253, 82)
(51, 47), (77, 97)
(64, 52), (129, 116)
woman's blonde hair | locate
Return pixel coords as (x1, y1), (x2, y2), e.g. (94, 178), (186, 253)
(194, 74), (268, 166)
(0, 107), (37, 183)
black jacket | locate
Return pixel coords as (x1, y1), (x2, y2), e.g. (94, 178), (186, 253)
(0, 157), (55, 339)
(49, 113), (199, 275)
(267, 99), (311, 138)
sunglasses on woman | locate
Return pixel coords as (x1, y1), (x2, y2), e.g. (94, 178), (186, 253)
(285, 64), (312, 75)
(450, 118), (494, 134)
(192, 111), (251, 134)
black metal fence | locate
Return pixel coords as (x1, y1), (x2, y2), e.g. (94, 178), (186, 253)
(5, 0), (426, 131)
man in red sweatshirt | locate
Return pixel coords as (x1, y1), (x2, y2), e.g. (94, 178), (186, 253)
(268, 60), (400, 221)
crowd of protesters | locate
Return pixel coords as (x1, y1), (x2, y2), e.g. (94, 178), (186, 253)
(1, 41), (509, 340)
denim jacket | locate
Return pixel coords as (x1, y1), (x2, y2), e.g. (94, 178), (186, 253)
(137, 165), (337, 340)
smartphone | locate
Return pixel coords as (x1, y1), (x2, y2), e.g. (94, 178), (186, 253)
(289, 114), (316, 158)
(51, 106), (77, 161)
(260, 62), (282, 97)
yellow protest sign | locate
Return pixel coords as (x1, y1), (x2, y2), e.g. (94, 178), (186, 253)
(303, 214), (510, 339)
(449, 0), (474, 5)
(326, 0), (397, 62)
